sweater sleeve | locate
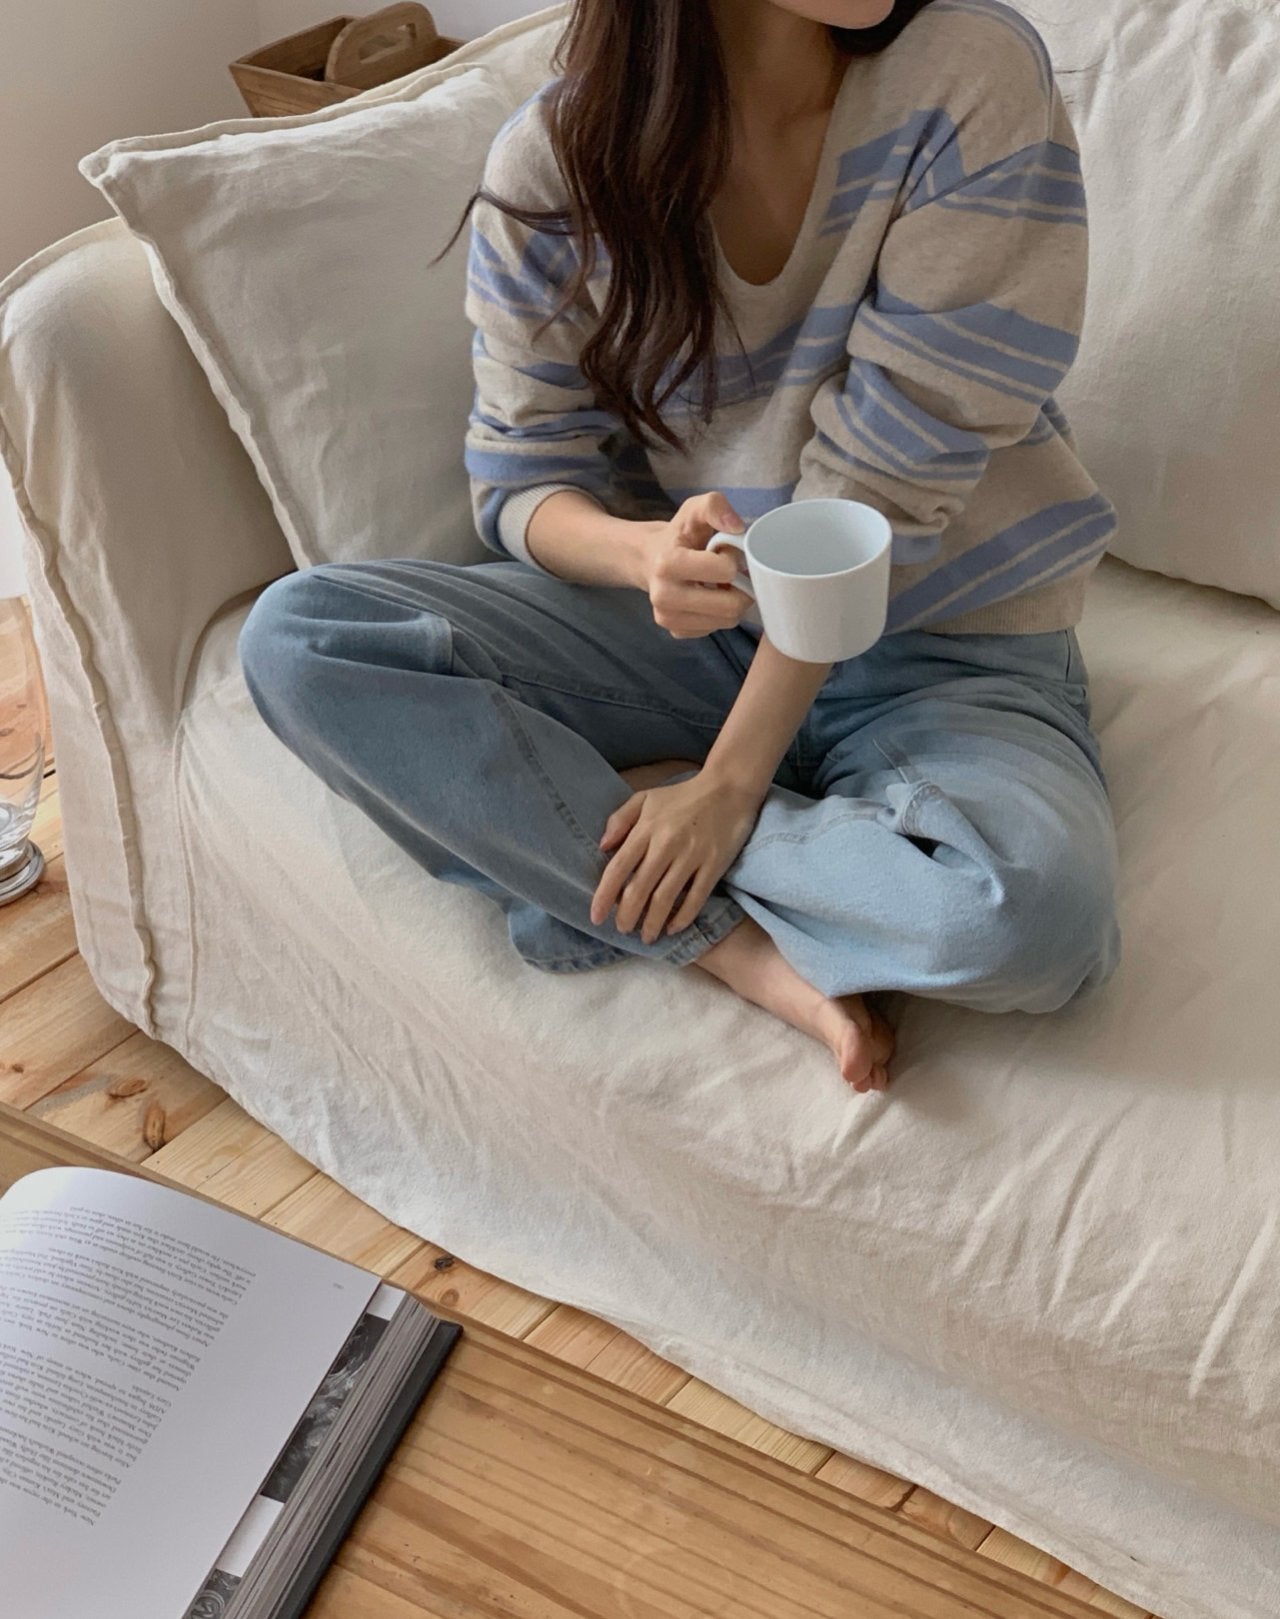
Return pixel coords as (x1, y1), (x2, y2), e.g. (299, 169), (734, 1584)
(463, 95), (619, 571)
(792, 48), (1089, 566)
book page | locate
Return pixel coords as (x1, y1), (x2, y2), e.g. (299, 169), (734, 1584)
(0, 1166), (379, 1619)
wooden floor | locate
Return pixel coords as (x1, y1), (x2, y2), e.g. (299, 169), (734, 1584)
(1, 771), (1162, 1619)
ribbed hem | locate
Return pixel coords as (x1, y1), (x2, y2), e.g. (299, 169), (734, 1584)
(495, 484), (603, 573)
(919, 570), (1091, 636)
(661, 894), (747, 967)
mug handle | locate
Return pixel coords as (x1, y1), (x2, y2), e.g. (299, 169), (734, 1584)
(706, 533), (755, 600)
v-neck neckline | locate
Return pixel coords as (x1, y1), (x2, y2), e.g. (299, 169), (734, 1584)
(711, 57), (853, 299)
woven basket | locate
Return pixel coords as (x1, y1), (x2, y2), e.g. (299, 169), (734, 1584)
(229, 3), (463, 118)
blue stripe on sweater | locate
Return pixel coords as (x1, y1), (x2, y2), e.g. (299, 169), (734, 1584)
(464, 446), (612, 489)
(858, 298), (1073, 404)
(822, 111), (966, 234)
(877, 287), (1079, 371)
(833, 383), (985, 488)
(841, 360), (991, 466)
(930, 142), (1086, 227)
(468, 403), (620, 441)
(1011, 396), (1073, 449)
(885, 493), (1117, 629)
(1012, 528), (1114, 593)
(468, 227), (579, 320)
(660, 303), (859, 419)
(473, 332), (590, 393)
(936, 198), (1087, 229)
(517, 358), (589, 390)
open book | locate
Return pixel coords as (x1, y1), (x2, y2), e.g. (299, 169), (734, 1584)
(0, 1164), (460, 1618)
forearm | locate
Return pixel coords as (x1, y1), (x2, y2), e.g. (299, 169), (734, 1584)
(703, 636), (832, 798)
(524, 489), (654, 589)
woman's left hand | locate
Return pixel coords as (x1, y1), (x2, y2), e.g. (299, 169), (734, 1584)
(590, 771), (764, 944)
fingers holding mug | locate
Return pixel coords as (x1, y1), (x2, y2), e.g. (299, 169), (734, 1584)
(672, 491), (747, 551)
(704, 532), (756, 605)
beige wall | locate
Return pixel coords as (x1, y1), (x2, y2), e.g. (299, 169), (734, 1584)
(0, 0), (551, 281)
(0, 0), (265, 279)
(254, 0), (548, 44)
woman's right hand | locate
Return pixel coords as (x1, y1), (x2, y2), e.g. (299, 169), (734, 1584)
(636, 493), (754, 640)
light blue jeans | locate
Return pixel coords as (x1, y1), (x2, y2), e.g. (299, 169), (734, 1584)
(238, 557), (1121, 1012)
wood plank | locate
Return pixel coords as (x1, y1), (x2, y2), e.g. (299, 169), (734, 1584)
(0, 854), (77, 1001)
(309, 1562), (446, 1619)
(0, 954), (133, 1108)
(814, 1449), (915, 1510)
(389, 1245), (554, 1340)
(521, 1305), (694, 1404)
(898, 1484), (994, 1549)
(29, 1029), (224, 1160)
(263, 1172), (425, 1275)
(146, 1095), (318, 1215)
(977, 1528), (1152, 1618)
(337, 1334), (1104, 1619)
(664, 1376), (832, 1472)
(581, 1324), (691, 1404)
(521, 1302), (620, 1363)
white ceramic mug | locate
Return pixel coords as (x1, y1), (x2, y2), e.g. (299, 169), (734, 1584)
(707, 498), (893, 662)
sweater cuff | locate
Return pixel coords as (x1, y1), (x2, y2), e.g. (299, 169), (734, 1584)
(496, 484), (603, 572)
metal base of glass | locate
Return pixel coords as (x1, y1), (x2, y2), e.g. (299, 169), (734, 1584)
(0, 840), (45, 905)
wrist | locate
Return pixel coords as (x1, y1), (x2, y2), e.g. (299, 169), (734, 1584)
(699, 749), (774, 803)
(617, 521), (664, 591)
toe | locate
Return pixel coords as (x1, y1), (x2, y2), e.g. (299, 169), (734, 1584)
(866, 1009), (896, 1066)
(838, 1027), (877, 1092)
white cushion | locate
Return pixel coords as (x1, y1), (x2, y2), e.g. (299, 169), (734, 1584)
(76, 7), (568, 569)
(1040, 0), (1280, 609)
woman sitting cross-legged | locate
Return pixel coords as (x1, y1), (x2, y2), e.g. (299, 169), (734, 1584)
(239, 0), (1122, 1096)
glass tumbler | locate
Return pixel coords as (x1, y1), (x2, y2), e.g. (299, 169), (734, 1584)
(0, 596), (45, 903)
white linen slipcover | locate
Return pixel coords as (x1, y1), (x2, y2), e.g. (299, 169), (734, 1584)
(2, 220), (1280, 1619)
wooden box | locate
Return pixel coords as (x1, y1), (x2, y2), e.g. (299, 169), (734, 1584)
(229, 3), (464, 118)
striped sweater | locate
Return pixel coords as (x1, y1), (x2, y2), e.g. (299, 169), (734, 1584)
(463, 0), (1116, 636)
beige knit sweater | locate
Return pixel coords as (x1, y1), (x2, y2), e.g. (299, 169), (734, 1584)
(464, 0), (1115, 635)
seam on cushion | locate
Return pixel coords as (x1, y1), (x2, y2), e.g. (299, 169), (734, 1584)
(0, 218), (125, 306)
(123, 232), (325, 569)
(171, 714), (201, 1056)
(0, 408), (163, 1034)
(169, 594), (263, 1055)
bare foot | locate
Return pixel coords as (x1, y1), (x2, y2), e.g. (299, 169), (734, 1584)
(619, 759), (700, 792)
(695, 917), (895, 1093)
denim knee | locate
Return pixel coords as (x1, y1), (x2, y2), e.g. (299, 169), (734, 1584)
(239, 570), (320, 727)
(239, 562), (456, 728)
(935, 856), (1118, 1015)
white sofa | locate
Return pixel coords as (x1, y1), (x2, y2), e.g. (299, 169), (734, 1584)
(3, 7), (1280, 1618)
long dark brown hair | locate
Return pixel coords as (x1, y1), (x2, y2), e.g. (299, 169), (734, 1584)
(435, 1), (937, 454)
